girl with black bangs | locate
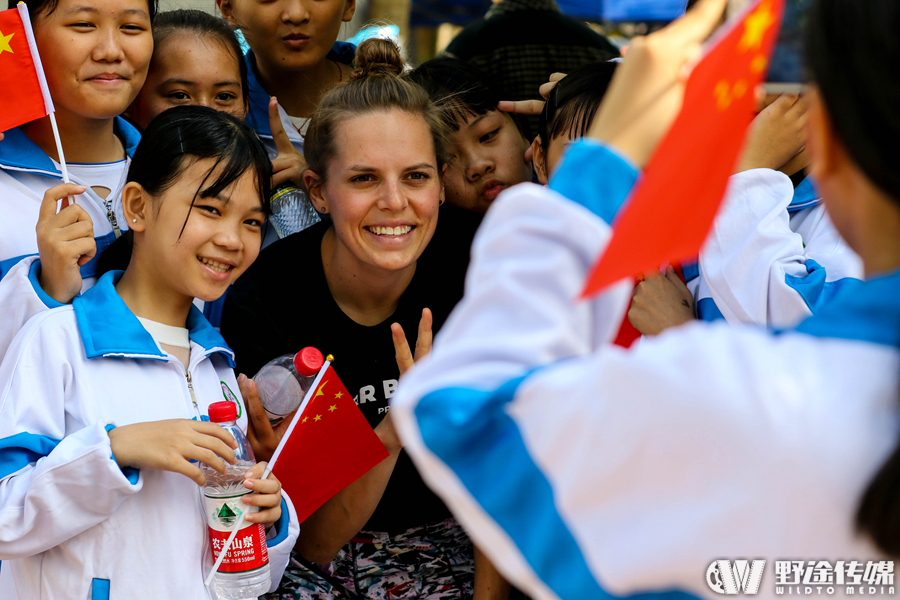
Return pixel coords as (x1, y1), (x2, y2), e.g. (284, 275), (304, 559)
(0, 106), (298, 600)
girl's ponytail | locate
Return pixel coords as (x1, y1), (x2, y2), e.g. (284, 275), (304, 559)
(96, 230), (134, 277)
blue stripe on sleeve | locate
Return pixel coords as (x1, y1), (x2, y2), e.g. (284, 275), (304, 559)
(27, 257), (66, 309)
(784, 260), (861, 314)
(697, 297), (726, 322)
(267, 498), (290, 547)
(549, 139), (639, 225)
(416, 376), (697, 600)
(91, 578), (110, 600)
(0, 432), (61, 479)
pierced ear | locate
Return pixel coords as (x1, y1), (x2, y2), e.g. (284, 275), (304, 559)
(121, 182), (148, 231)
(304, 170), (328, 213)
(532, 137), (549, 185)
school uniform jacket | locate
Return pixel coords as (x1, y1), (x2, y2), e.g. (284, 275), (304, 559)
(0, 271), (299, 599)
(391, 140), (897, 600)
(690, 168), (863, 327)
(0, 118), (139, 360)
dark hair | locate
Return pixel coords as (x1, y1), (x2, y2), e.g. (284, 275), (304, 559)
(407, 57), (503, 133)
(151, 10), (249, 108)
(806, 0), (900, 556)
(97, 106), (272, 274)
(538, 61), (617, 153)
(304, 38), (449, 186)
(12, 0), (158, 22)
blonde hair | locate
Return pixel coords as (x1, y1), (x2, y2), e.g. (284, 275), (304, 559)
(304, 38), (449, 185)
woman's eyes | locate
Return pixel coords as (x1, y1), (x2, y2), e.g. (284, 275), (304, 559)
(168, 91), (191, 101)
(244, 218), (264, 227)
(216, 92), (238, 102)
(351, 174), (376, 183)
(406, 171), (430, 181)
(479, 129), (500, 143)
(196, 205), (220, 216)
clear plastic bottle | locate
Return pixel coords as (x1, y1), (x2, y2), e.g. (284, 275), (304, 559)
(254, 346), (324, 426)
(269, 183), (321, 239)
(202, 401), (270, 599)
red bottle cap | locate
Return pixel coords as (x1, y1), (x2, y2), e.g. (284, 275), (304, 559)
(293, 346), (324, 376)
(208, 401), (237, 423)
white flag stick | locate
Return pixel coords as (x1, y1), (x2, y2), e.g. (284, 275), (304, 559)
(205, 359), (332, 587)
(48, 112), (70, 185)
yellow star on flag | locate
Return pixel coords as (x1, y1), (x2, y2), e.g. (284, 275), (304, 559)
(328, 404), (337, 412)
(302, 416), (308, 423)
(738, 1), (776, 53)
(313, 380), (327, 402)
(0, 30), (14, 55)
(314, 414), (322, 422)
(334, 391), (343, 399)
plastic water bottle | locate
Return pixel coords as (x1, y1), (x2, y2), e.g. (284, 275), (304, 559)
(269, 184), (321, 239)
(202, 401), (270, 599)
(254, 346), (324, 426)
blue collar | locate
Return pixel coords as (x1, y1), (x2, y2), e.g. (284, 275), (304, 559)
(787, 175), (821, 213)
(0, 117), (141, 178)
(73, 271), (236, 366)
(790, 267), (900, 347)
(244, 42), (356, 137)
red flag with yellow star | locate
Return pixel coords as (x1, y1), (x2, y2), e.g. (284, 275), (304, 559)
(581, 0), (784, 297)
(0, 4), (54, 133)
(271, 363), (389, 523)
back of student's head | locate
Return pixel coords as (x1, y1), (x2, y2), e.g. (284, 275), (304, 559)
(406, 56), (502, 133)
(304, 38), (449, 183)
(538, 61), (617, 153)
(807, 0), (900, 557)
(97, 105), (271, 274)
(11, 0), (157, 21)
(151, 10), (249, 107)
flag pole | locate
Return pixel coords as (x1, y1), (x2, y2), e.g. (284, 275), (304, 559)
(204, 357), (333, 587)
(48, 112), (70, 185)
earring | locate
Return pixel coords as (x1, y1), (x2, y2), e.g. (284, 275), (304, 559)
(439, 197), (445, 206)
(132, 218), (137, 223)
(321, 207), (328, 214)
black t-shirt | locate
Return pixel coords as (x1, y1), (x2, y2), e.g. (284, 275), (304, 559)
(222, 220), (469, 534)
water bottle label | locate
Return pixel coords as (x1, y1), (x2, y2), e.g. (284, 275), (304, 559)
(205, 492), (269, 573)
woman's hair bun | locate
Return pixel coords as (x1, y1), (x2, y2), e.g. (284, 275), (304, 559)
(350, 38), (405, 80)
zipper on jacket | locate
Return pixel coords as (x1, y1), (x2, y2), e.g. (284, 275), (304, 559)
(185, 369), (200, 411)
(106, 205), (122, 238)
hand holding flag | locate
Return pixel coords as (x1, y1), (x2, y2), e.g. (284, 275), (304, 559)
(581, 0), (784, 296)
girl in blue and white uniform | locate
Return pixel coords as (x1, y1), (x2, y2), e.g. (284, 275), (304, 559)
(0, 106), (298, 599)
(392, 1), (900, 599)
(0, 0), (153, 356)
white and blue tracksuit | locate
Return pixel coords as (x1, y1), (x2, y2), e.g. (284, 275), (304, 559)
(687, 168), (863, 328)
(0, 118), (140, 360)
(391, 140), (896, 600)
(0, 270), (299, 599)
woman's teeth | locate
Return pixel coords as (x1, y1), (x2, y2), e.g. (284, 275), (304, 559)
(198, 257), (232, 273)
(368, 225), (412, 236)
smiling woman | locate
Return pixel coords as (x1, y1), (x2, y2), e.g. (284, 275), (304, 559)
(220, 39), (484, 600)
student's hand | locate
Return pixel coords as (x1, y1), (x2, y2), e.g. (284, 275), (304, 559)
(240, 373), (292, 463)
(588, 0), (728, 168)
(736, 94), (808, 173)
(108, 419), (238, 486)
(36, 183), (95, 304)
(391, 307), (433, 376)
(497, 72), (568, 115)
(240, 461), (283, 525)
(268, 96), (307, 189)
(628, 266), (695, 335)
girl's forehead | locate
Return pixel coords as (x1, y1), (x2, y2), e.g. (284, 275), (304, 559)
(46, 0), (151, 18)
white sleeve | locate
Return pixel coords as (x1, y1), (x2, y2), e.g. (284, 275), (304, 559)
(0, 256), (62, 362)
(699, 169), (862, 328)
(0, 312), (142, 560)
(264, 491), (300, 593)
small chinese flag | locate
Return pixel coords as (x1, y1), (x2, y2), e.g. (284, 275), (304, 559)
(0, 4), (54, 133)
(272, 364), (389, 523)
(582, 0), (784, 297)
